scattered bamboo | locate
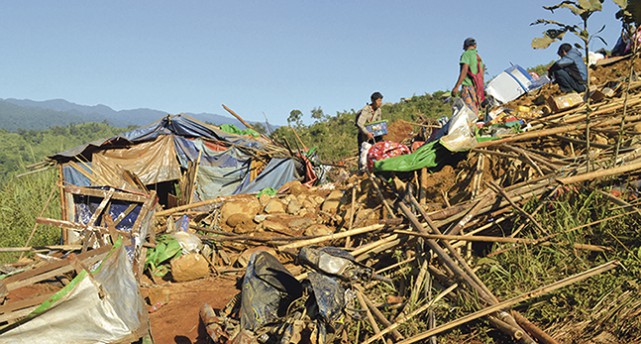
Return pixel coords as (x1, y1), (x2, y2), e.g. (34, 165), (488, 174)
(396, 261), (618, 344)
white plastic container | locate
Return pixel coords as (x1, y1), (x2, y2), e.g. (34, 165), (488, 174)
(485, 65), (534, 104)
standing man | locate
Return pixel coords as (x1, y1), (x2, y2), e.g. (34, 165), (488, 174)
(355, 92), (383, 170)
(452, 37), (485, 116)
(548, 43), (587, 93)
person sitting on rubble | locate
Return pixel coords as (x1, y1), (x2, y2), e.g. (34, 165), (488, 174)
(548, 43), (587, 93)
(355, 92), (383, 170)
(452, 37), (485, 116)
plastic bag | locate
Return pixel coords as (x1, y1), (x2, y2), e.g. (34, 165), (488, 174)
(439, 98), (478, 152)
(170, 231), (203, 254)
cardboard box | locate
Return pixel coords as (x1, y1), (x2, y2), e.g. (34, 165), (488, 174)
(547, 93), (584, 113)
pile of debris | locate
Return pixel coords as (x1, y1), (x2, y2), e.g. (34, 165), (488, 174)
(1, 55), (641, 343)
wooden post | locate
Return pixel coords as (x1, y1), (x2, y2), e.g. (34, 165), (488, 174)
(58, 164), (69, 244)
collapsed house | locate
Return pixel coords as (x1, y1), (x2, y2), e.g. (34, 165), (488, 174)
(2, 55), (641, 343)
(0, 114), (317, 343)
(48, 114), (314, 244)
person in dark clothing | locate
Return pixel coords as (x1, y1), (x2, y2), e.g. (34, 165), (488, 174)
(548, 43), (587, 93)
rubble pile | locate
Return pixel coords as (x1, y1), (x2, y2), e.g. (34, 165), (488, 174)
(1, 56), (641, 343)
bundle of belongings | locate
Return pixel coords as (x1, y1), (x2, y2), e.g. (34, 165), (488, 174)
(200, 247), (384, 343)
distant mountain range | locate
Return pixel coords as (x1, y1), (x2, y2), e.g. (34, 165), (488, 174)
(0, 98), (273, 132)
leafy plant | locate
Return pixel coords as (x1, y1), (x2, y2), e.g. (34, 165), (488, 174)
(144, 234), (182, 277)
(531, 0), (609, 171)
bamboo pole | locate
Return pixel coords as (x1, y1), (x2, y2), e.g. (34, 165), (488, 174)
(221, 104), (272, 142)
(557, 159), (641, 184)
(0, 245), (83, 253)
(355, 290), (388, 344)
(478, 114), (641, 148)
(361, 283), (458, 344)
(277, 223), (385, 251)
(402, 194), (547, 343)
(354, 285), (405, 341)
(394, 230), (610, 252)
(155, 196), (227, 216)
(487, 181), (548, 235)
(20, 183), (58, 259)
(396, 261), (619, 344)
(366, 172), (397, 218)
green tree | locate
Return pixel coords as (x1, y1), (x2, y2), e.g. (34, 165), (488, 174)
(532, 0), (606, 170)
(288, 109), (303, 128)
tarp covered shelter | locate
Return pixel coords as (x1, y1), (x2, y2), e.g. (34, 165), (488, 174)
(49, 115), (309, 233)
(51, 115), (304, 195)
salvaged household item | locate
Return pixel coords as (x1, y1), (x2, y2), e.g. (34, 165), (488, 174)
(547, 93), (584, 113)
(364, 119), (388, 137)
(486, 65), (533, 104)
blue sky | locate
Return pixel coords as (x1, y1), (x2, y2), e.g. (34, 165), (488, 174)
(0, 1), (625, 125)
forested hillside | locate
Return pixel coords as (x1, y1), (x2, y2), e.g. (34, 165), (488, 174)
(0, 98), (262, 131)
(0, 100), (89, 131)
(0, 122), (131, 182)
(271, 91), (451, 162)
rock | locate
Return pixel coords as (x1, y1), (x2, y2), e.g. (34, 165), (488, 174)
(148, 286), (171, 306)
(286, 198), (302, 215)
(296, 194), (307, 205)
(313, 196), (325, 205)
(288, 217), (313, 229)
(254, 214), (268, 223)
(226, 213), (253, 228)
(262, 220), (288, 233)
(288, 181), (307, 195)
(321, 190), (344, 214)
(304, 224), (334, 237)
(264, 199), (286, 214)
(171, 253), (210, 282)
(258, 193), (272, 207)
(302, 199), (316, 210)
(237, 246), (277, 268)
(220, 198), (262, 223)
(594, 134), (608, 146)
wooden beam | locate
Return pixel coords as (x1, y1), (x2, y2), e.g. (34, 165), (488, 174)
(63, 185), (149, 203)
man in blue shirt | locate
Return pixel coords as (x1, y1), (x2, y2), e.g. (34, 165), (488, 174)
(548, 43), (587, 93)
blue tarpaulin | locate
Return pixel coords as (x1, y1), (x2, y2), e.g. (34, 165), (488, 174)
(235, 158), (301, 194)
(52, 114), (305, 200)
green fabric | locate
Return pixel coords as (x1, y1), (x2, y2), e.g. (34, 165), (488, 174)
(373, 141), (442, 172)
(460, 49), (482, 86)
(219, 124), (260, 137)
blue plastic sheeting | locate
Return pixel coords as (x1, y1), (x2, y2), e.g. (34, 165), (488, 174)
(173, 136), (200, 169)
(235, 158), (301, 195)
(63, 163), (92, 187)
(120, 118), (171, 142)
(173, 136), (250, 169)
(193, 147), (252, 201)
(50, 114), (263, 160)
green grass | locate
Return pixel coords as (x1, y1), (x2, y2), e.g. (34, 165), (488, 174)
(0, 170), (62, 264)
(477, 189), (641, 341)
